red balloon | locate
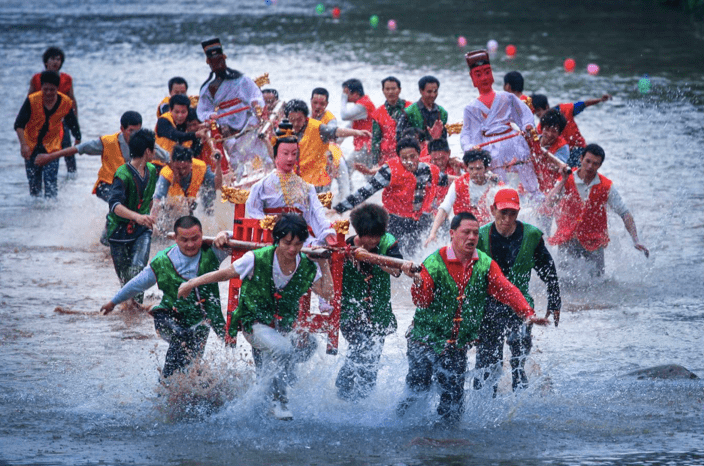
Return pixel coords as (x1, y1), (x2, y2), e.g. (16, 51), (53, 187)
(332, 7), (341, 19)
(564, 58), (576, 72)
(505, 44), (517, 57)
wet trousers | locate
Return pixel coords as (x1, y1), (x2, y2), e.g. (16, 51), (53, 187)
(335, 330), (386, 401)
(474, 300), (533, 394)
(109, 230), (152, 303)
(559, 239), (605, 277)
(403, 338), (468, 421)
(152, 309), (210, 378)
(61, 121), (77, 173)
(244, 323), (317, 403)
(25, 152), (59, 198)
(388, 213), (432, 258)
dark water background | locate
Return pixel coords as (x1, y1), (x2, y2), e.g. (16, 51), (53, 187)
(1, 0), (703, 465)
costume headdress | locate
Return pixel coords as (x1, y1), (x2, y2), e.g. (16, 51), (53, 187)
(201, 38), (224, 58)
(465, 50), (491, 69)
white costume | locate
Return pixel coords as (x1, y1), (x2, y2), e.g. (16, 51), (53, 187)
(460, 91), (543, 201)
(246, 171), (337, 246)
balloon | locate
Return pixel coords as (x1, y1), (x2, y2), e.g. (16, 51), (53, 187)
(505, 44), (516, 57)
(332, 7), (340, 19)
(457, 36), (467, 47)
(487, 39), (498, 53)
(370, 15), (379, 28)
(564, 58), (576, 72)
(587, 63), (600, 75)
(638, 76), (651, 94)
(315, 3), (325, 15)
(387, 19), (397, 31)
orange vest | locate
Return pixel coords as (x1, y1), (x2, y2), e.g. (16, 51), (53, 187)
(31, 73), (72, 95)
(372, 100), (412, 163)
(453, 173), (494, 225)
(24, 91), (73, 153)
(93, 132), (126, 194)
(155, 112), (193, 156)
(549, 170), (612, 251)
(318, 110), (336, 125)
(352, 95), (375, 151)
(298, 119), (331, 187)
(381, 158), (439, 221)
(159, 158), (207, 198)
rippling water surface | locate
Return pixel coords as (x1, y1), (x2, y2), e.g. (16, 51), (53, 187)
(1, 0), (702, 464)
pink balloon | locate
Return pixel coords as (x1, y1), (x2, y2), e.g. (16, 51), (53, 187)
(587, 63), (600, 75)
(457, 36), (467, 47)
(387, 19), (397, 31)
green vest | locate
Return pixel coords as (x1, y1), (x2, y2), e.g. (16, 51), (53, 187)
(149, 245), (226, 338)
(340, 233), (397, 335)
(106, 162), (158, 238)
(234, 245), (318, 334)
(477, 222), (542, 307)
(405, 102), (449, 130)
(410, 248), (492, 354)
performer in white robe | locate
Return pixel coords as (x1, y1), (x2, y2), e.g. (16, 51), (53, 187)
(459, 50), (543, 203)
(197, 38), (270, 178)
(246, 126), (337, 247)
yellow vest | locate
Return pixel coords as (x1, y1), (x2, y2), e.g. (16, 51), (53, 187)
(93, 132), (126, 194)
(299, 119), (331, 187)
(154, 112), (192, 158)
(24, 91), (73, 153)
(159, 158), (207, 198)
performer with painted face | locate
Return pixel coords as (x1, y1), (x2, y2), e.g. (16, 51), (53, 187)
(459, 50), (543, 203)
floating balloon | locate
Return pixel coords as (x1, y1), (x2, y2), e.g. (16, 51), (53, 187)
(264, 0), (276, 5)
(587, 63), (600, 75)
(638, 75), (651, 94)
(332, 7), (340, 19)
(457, 36), (467, 47)
(370, 15), (379, 28)
(387, 19), (397, 31)
(315, 3), (325, 15)
(487, 39), (498, 53)
(563, 58), (576, 73)
(505, 44), (516, 57)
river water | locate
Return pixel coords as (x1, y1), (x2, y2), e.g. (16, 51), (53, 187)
(1, 0), (703, 464)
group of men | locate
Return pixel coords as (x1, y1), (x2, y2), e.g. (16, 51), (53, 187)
(16, 39), (650, 423)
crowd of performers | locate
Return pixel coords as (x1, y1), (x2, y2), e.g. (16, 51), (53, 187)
(15, 39), (650, 422)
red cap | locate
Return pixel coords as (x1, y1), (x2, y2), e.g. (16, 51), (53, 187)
(494, 188), (520, 210)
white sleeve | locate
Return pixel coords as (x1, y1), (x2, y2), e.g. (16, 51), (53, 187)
(305, 185), (336, 243)
(340, 94), (368, 121)
(460, 105), (482, 151)
(509, 93), (535, 129)
(196, 87), (215, 122)
(607, 184), (630, 218)
(311, 261), (323, 285)
(245, 181), (266, 219)
(110, 267), (157, 305)
(232, 251), (256, 279)
(438, 181), (457, 214)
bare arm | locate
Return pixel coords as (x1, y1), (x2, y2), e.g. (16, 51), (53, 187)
(34, 146), (79, 166)
(584, 94), (611, 107)
(622, 212), (649, 258)
(335, 127), (372, 140)
(113, 204), (155, 229)
(16, 128), (31, 159)
(424, 209), (449, 247)
(310, 259), (334, 302)
(177, 267), (239, 299)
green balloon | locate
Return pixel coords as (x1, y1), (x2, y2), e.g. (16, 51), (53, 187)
(370, 15), (379, 28)
(316, 3), (325, 15)
(638, 77), (651, 94)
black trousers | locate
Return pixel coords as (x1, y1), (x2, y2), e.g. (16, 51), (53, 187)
(404, 338), (468, 421)
(388, 213), (432, 258)
(152, 309), (210, 379)
(474, 299), (532, 393)
(335, 327), (386, 401)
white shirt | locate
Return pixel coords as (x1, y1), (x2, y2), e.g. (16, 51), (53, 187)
(571, 171), (629, 217)
(438, 177), (499, 216)
(232, 250), (322, 289)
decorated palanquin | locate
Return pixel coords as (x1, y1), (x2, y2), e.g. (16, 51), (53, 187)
(220, 186), (349, 354)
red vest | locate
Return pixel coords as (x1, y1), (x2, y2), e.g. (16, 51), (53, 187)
(352, 95), (376, 151)
(453, 173), (494, 225)
(31, 72), (73, 95)
(382, 158), (439, 221)
(558, 103), (586, 149)
(372, 100), (412, 162)
(549, 170), (612, 251)
(533, 135), (568, 194)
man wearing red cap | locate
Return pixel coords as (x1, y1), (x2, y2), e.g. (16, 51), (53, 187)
(475, 188), (561, 394)
(460, 50), (542, 203)
(547, 144), (649, 276)
(398, 211), (550, 422)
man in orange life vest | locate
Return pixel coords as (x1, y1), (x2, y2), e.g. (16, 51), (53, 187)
(15, 70), (81, 198)
(532, 93), (611, 167)
(340, 79), (376, 170)
(155, 94), (207, 170)
(152, 145), (223, 217)
(156, 77), (199, 118)
(547, 143), (649, 276)
(35, 111), (168, 202)
(28, 46), (80, 175)
(333, 137), (449, 257)
(371, 76), (412, 166)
